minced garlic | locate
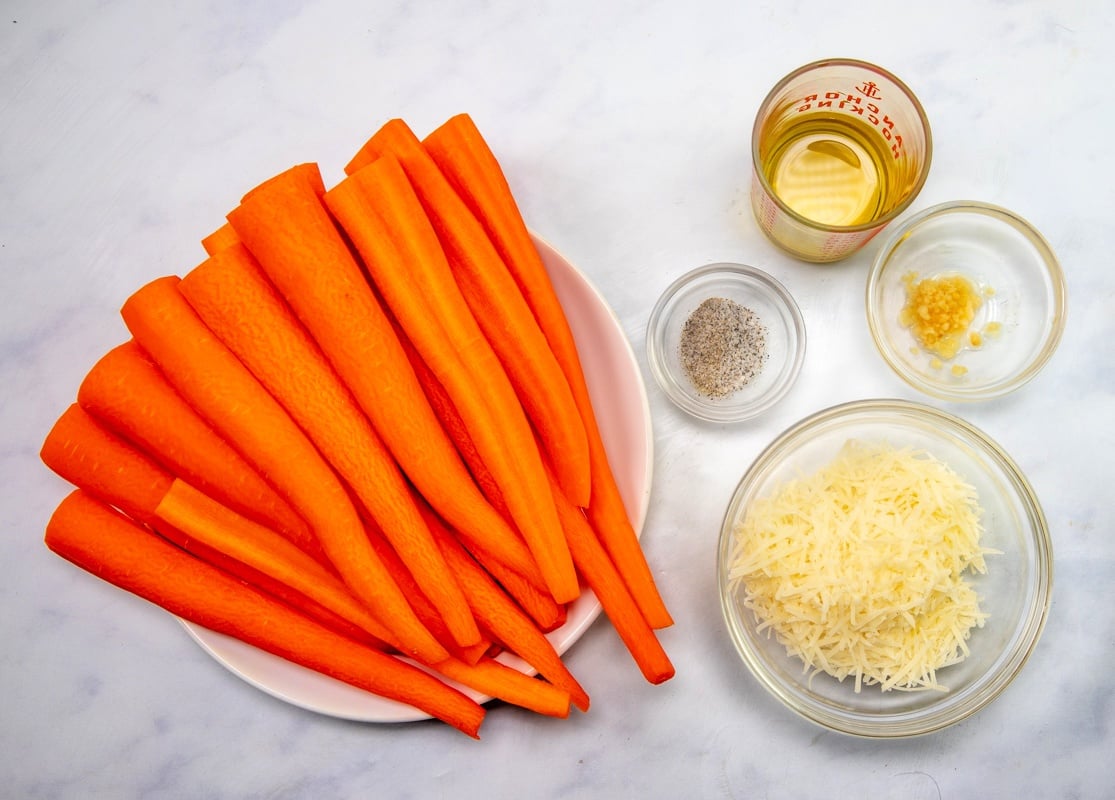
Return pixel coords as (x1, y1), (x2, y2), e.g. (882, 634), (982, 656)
(899, 272), (982, 359)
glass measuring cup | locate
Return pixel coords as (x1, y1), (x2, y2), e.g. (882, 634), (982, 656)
(750, 59), (932, 263)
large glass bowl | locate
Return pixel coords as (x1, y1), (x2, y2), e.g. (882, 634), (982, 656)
(717, 399), (1053, 737)
(866, 201), (1067, 401)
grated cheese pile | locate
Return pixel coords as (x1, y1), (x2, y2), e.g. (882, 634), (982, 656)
(728, 440), (995, 693)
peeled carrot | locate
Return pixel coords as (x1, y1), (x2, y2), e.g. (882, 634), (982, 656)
(41, 402), (172, 524)
(395, 319), (502, 512)
(45, 490), (484, 737)
(324, 154), (577, 604)
(549, 467), (675, 685)
(346, 119), (591, 510)
(225, 164), (543, 594)
(399, 337), (569, 632)
(243, 161), (325, 203)
(39, 403), (394, 650)
(424, 113), (673, 629)
(436, 657), (571, 719)
(156, 480), (401, 650)
(398, 351), (554, 607)
(76, 340), (321, 564)
(179, 243), (480, 648)
(481, 556), (568, 634)
(361, 515), (491, 666)
(166, 483), (569, 716)
(201, 222), (240, 256)
(426, 511), (591, 712)
(120, 275), (447, 665)
(422, 504), (568, 635)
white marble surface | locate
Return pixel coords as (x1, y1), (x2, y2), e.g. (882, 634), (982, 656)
(3, 1), (1112, 797)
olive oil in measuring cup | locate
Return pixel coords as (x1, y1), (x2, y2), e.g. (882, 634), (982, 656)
(749, 59), (932, 263)
(761, 112), (896, 228)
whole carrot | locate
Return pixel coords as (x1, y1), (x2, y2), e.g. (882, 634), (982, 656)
(549, 465), (675, 685)
(45, 490), (484, 737)
(436, 657), (571, 719)
(120, 275), (447, 665)
(40, 403), (395, 650)
(346, 119), (591, 510)
(417, 501), (568, 635)
(424, 113), (674, 629)
(324, 155), (577, 604)
(224, 164), (543, 595)
(361, 514), (491, 665)
(44, 410), (565, 717)
(180, 243), (480, 649)
(76, 340), (321, 564)
(398, 335), (569, 632)
(426, 510), (591, 712)
(156, 480), (401, 650)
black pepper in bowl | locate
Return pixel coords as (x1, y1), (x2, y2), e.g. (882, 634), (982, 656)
(678, 297), (767, 399)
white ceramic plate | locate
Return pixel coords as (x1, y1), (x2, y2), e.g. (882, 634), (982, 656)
(180, 234), (654, 721)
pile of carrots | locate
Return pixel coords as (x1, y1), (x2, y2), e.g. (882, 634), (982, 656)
(40, 113), (674, 738)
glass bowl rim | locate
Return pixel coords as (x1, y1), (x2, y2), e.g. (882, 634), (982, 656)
(645, 262), (807, 423)
(865, 199), (1068, 402)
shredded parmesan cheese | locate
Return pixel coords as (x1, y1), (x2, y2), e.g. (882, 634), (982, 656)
(728, 440), (995, 692)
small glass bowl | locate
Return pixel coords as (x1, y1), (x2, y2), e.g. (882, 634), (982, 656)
(717, 399), (1053, 738)
(866, 201), (1067, 401)
(645, 263), (805, 423)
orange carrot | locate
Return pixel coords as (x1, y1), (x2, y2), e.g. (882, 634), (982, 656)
(45, 490), (484, 737)
(436, 657), (571, 719)
(242, 161), (325, 203)
(424, 113), (674, 629)
(423, 508), (590, 712)
(39, 403), (395, 650)
(156, 480), (402, 650)
(424, 505), (567, 635)
(120, 275), (447, 665)
(482, 557), (568, 634)
(225, 163), (543, 592)
(398, 338), (569, 632)
(391, 305), (570, 631)
(395, 319), (502, 510)
(161, 538), (390, 651)
(550, 468), (675, 685)
(201, 222), (240, 256)
(41, 402), (172, 523)
(179, 243), (480, 648)
(324, 154), (577, 604)
(346, 119), (591, 509)
(76, 340), (322, 564)
(361, 515), (491, 665)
